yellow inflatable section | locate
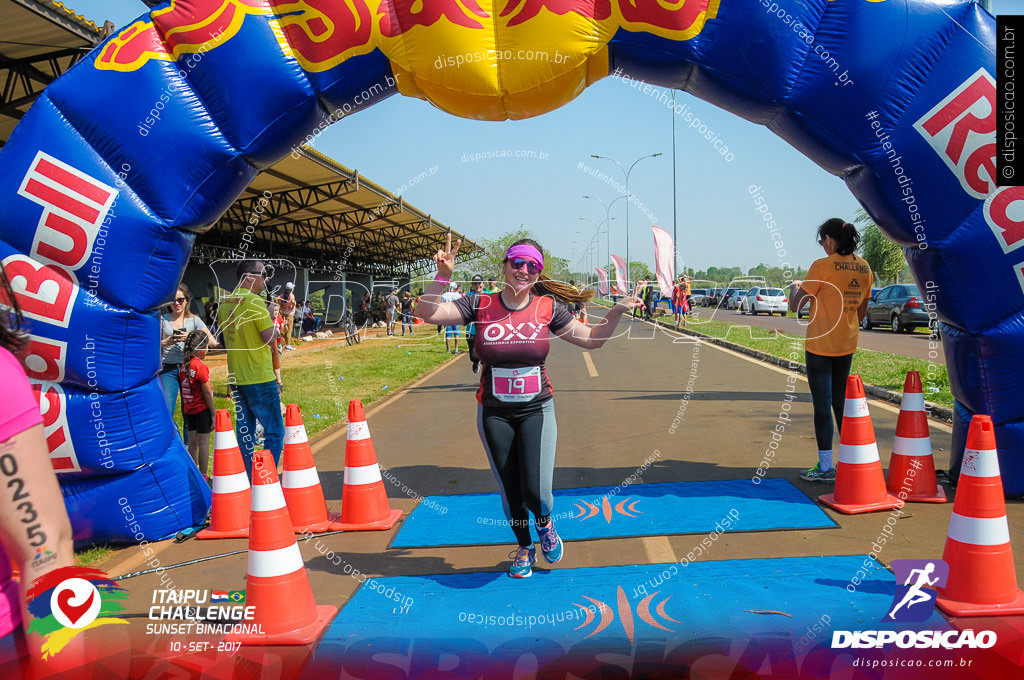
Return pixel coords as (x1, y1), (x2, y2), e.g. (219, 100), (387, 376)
(256, 0), (716, 120)
(96, 0), (719, 119)
(376, 0), (718, 119)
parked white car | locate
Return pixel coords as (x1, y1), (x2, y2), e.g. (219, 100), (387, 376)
(741, 287), (789, 315)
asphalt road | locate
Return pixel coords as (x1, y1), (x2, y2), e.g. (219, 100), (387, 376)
(684, 304), (942, 362)
(65, 309), (1020, 679)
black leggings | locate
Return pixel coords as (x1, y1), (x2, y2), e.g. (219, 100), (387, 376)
(805, 351), (854, 452)
(477, 400), (557, 546)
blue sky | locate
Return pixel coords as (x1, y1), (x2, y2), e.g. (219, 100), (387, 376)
(68, 1), (1014, 277)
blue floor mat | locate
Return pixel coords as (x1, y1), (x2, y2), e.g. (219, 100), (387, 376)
(390, 478), (836, 548)
(318, 555), (949, 659)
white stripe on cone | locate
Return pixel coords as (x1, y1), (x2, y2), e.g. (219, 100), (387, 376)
(838, 442), (881, 465)
(900, 391), (925, 411)
(215, 429), (239, 449)
(347, 421), (370, 441)
(212, 471), (250, 495)
(252, 483), (287, 512)
(947, 512), (1012, 546)
(248, 543), (305, 578)
(282, 466), (321, 489)
(284, 425), (309, 444)
(960, 448), (1001, 478)
(892, 436), (932, 456)
(344, 464), (383, 486)
(844, 397), (870, 418)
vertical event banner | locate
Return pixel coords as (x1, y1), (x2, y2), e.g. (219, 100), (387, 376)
(609, 254), (628, 296)
(651, 226), (676, 297)
(594, 267), (609, 295)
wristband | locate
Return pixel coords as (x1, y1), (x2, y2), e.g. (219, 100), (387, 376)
(434, 274), (450, 284)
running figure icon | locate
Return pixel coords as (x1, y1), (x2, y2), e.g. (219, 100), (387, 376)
(888, 562), (940, 619)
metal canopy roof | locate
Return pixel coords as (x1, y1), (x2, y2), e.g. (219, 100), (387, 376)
(0, 0), (111, 147)
(194, 147), (481, 277)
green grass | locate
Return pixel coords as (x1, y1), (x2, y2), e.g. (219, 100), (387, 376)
(593, 300), (952, 407)
(174, 327), (456, 473)
(74, 545), (111, 566)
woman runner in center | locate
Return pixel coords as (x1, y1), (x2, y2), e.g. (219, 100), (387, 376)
(416, 235), (643, 578)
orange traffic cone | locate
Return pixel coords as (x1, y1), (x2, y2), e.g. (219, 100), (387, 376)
(936, 415), (1024, 616)
(228, 450), (336, 645)
(330, 400), (402, 531)
(886, 371), (946, 503)
(281, 403), (337, 533)
(819, 375), (905, 514)
(197, 410), (251, 539)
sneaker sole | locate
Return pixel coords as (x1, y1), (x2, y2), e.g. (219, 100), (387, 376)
(509, 570), (532, 578)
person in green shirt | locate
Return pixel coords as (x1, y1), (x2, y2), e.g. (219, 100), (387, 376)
(218, 260), (283, 478)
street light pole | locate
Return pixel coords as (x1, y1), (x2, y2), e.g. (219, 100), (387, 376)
(591, 152), (662, 285)
(672, 90), (678, 278)
(577, 219), (598, 287)
(583, 194), (627, 292)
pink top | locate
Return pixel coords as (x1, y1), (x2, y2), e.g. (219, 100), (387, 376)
(0, 346), (44, 637)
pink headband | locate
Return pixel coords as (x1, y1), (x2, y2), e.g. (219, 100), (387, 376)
(505, 244), (544, 271)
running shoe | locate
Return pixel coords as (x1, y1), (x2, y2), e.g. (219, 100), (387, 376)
(472, 362), (479, 374)
(508, 546), (536, 578)
(285, 345), (296, 351)
(800, 462), (836, 483)
(536, 522), (563, 564)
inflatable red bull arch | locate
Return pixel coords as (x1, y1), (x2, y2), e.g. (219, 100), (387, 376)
(0, 0), (1014, 543)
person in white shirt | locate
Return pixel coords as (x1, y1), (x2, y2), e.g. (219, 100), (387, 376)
(440, 283), (463, 354)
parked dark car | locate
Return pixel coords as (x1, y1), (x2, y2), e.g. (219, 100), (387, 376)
(800, 287), (883, 320)
(861, 284), (931, 333)
(704, 288), (723, 307)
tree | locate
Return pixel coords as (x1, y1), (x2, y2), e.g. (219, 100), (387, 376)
(452, 228), (532, 283)
(452, 228), (577, 285)
(855, 210), (906, 286)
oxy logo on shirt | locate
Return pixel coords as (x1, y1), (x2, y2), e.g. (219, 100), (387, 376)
(482, 321), (543, 342)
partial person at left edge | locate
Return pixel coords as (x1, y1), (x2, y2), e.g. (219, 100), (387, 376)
(0, 260), (75, 662)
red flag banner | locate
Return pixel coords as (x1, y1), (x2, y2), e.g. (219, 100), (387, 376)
(594, 267), (609, 295)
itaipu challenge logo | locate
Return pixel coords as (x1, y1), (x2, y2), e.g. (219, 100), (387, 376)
(25, 565), (129, 658)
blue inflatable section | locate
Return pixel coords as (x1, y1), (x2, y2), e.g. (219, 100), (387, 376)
(0, 0), (1016, 545)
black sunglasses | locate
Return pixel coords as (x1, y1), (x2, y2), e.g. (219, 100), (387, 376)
(508, 258), (542, 275)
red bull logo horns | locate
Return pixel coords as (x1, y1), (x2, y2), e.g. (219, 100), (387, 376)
(95, 0), (719, 75)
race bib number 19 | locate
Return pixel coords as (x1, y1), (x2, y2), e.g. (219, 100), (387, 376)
(491, 366), (542, 403)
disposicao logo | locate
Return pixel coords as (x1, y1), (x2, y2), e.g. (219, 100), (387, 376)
(25, 566), (129, 658)
(832, 559), (996, 650)
(884, 559), (946, 623)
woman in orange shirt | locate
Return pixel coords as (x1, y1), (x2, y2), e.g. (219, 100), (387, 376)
(789, 219), (873, 483)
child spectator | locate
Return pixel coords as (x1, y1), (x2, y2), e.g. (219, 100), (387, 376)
(179, 331), (215, 482)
